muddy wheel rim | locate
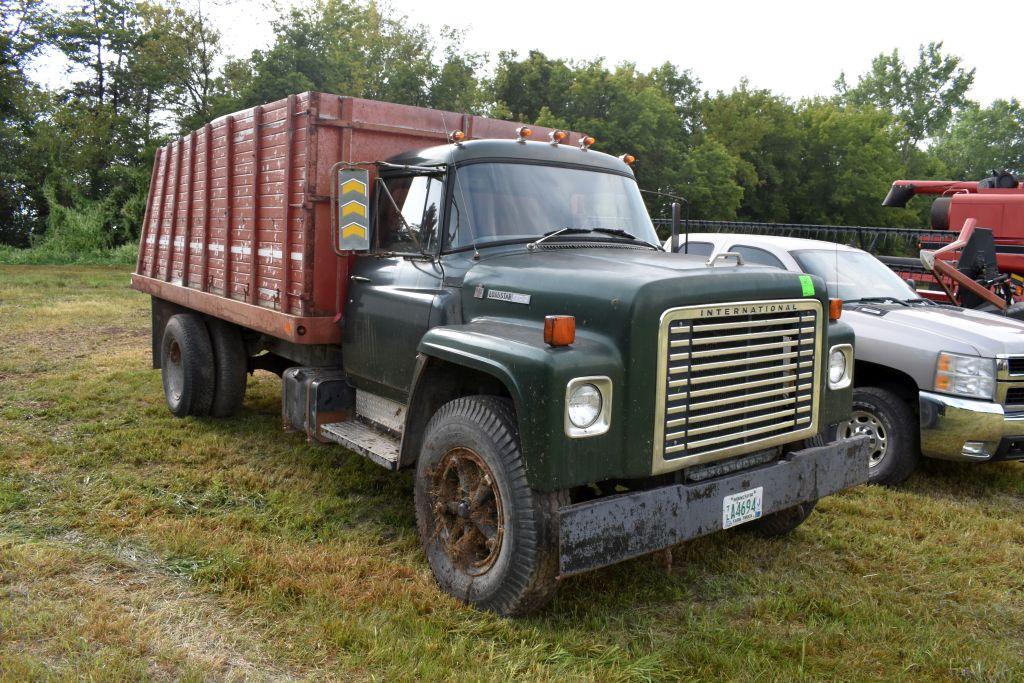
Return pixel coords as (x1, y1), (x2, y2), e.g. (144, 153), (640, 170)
(841, 410), (888, 467)
(430, 447), (504, 575)
(166, 340), (184, 402)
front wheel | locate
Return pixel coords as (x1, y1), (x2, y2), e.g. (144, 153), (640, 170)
(414, 396), (566, 616)
(838, 386), (918, 486)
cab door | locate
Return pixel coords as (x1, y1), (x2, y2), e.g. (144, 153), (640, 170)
(342, 173), (444, 399)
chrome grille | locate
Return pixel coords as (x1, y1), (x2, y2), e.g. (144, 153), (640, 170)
(653, 300), (823, 474)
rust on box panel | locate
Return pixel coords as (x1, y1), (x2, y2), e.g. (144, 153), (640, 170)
(281, 94), (296, 314)
(182, 131), (196, 286)
(149, 146), (171, 279)
(248, 104), (262, 305)
(165, 138), (182, 282)
(200, 123), (212, 292)
(136, 146), (162, 275)
(224, 114), (235, 300)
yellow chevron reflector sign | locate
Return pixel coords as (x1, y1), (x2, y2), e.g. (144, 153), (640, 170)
(341, 222), (367, 239)
(340, 178), (367, 196)
(341, 200), (366, 218)
(337, 169), (370, 251)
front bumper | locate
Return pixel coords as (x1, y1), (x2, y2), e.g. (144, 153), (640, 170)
(557, 436), (869, 577)
(919, 391), (1024, 461)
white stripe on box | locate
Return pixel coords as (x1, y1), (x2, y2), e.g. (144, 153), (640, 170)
(257, 247), (283, 259)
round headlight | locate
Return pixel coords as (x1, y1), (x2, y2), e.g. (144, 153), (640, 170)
(568, 383), (602, 428)
(829, 348), (848, 385)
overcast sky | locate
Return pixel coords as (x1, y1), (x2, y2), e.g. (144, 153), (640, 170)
(36, 0), (1023, 105)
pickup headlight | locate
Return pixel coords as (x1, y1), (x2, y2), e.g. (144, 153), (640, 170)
(934, 352), (996, 400)
(827, 344), (853, 390)
(565, 376), (612, 437)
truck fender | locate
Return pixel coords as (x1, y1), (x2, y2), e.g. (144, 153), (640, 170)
(399, 320), (623, 490)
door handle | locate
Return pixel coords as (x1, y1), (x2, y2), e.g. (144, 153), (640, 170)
(350, 275), (371, 283)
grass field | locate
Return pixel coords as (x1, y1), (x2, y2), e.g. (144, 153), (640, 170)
(1, 265), (1023, 681)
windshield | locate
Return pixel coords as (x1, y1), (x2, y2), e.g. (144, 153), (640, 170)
(792, 249), (921, 301)
(446, 162), (658, 249)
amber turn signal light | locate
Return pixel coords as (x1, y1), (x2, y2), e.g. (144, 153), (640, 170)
(829, 298), (842, 321)
(544, 315), (576, 347)
(449, 130), (465, 143)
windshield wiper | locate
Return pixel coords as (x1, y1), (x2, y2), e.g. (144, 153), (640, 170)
(850, 297), (909, 306)
(527, 227), (660, 252)
(526, 228), (590, 251)
(903, 298), (936, 306)
(589, 228), (662, 250)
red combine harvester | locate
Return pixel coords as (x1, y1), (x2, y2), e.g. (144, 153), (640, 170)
(880, 172), (1024, 312)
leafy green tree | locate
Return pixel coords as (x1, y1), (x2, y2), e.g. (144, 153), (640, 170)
(701, 84), (804, 222)
(1, 0), (46, 245)
(931, 99), (1024, 179)
(222, 0), (469, 112)
(837, 42), (974, 163)
(793, 100), (917, 227)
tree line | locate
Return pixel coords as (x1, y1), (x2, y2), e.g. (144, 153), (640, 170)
(2, 0), (1023, 251)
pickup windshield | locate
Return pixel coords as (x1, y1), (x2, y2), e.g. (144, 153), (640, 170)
(446, 162), (658, 250)
(792, 249), (922, 302)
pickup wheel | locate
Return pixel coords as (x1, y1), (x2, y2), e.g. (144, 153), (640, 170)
(160, 314), (215, 418)
(206, 319), (248, 417)
(414, 396), (567, 616)
(838, 386), (918, 486)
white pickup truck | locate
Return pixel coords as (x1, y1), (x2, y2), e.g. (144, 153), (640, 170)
(668, 233), (1024, 485)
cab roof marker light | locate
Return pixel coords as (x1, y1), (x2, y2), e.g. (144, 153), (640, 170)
(549, 130), (568, 145)
(515, 126), (532, 143)
(579, 135), (595, 150)
(449, 130), (465, 145)
(619, 153), (635, 166)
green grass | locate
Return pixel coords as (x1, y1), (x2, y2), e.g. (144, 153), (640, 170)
(2, 265), (1023, 681)
(0, 243), (137, 266)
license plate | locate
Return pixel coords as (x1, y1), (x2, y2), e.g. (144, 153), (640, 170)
(722, 487), (763, 529)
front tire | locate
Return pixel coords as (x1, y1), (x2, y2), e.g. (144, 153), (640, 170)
(414, 396), (566, 616)
(838, 386), (918, 486)
(160, 314), (215, 418)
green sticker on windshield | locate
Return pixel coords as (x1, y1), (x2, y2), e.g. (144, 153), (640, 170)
(799, 274), (814, 297)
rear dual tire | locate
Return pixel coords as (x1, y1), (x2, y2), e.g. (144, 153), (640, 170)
(160, 314), (247, 418)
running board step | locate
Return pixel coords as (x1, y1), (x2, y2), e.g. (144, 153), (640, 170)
(320, 421), (400, 470)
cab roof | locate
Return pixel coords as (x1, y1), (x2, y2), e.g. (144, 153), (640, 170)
(385, 138), (635, 175)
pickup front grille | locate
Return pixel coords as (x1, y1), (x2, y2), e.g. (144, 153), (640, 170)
(652, 300), (823, 474)
(1007, 357), (1024, 376)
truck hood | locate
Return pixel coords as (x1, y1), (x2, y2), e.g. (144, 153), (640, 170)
(461, 247), (829, 335)
(846, 302), (1024, 356)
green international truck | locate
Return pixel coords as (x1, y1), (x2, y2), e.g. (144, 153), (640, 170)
(131, 93), (868, 615)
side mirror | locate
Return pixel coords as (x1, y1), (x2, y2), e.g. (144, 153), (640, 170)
(336, 168), (371, 252)
(905, 278), (917, 292)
